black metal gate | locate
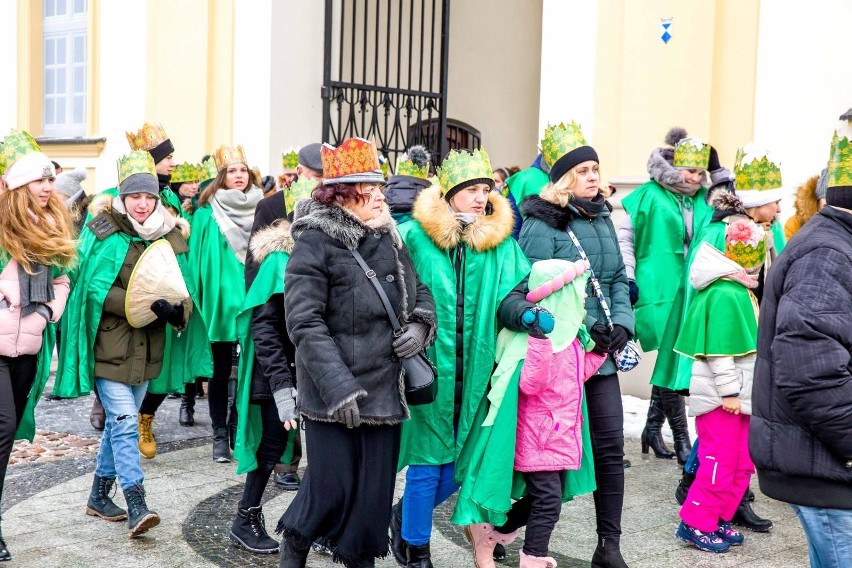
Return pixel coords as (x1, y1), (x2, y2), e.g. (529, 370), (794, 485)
(322, 0), (452, 172)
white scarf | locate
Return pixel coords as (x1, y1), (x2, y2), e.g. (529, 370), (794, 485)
(114, 198), (176, 241)
(209, 187), (263, 263)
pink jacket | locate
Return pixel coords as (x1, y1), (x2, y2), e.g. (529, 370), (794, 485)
(514, 336), (606, 472)
(0, 259), (70, 357)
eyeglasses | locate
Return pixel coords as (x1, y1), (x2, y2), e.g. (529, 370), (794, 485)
(358, 184), (385, 196)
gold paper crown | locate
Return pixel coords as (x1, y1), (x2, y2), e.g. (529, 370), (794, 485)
(673, 137), (710, 169)
(117, 150), (157, 185)
(213, 144), (248, 171)
(126, 122), (169, 151)
(199, 157), (218, 182)
(437, 148), (493, 194)
(0, 129), (41, 174)
(724, 219), (766, 270)
(396, 152), (430, 179)
(828, 130), (852, 188)
(540, 122), (587, 168)
(734, 147), (783, 190)
(171, 162), (200, 184)
(320, 138), (383, 182)
(281, 149), (299, 172)
(285, 176), (318, 213)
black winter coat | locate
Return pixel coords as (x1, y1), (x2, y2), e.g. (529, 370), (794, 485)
(749, 206), (852, 509)
(284, 199), (437, 424)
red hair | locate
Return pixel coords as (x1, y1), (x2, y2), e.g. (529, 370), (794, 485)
(312, 182), (369, 206)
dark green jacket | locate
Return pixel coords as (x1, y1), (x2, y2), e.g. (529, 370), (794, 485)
(518, 195), (634, 376)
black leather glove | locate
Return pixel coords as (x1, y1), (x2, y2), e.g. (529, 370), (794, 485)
(150, 299), (185, 329)
(589, 322), (611, 354)
(332, 399), (361, 429)
(609, 325), (631, 353)
(393, 322), (430, 358)
(707, 145), (721, 172)
(628, 279), (639, 306)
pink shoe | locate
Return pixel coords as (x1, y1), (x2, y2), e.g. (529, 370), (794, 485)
(519, 549), (558, 568)
(495, 528), (519, 545)
(463, 523), (497, 568)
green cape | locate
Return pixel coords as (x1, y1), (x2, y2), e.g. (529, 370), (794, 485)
(505, 167), (549, 217)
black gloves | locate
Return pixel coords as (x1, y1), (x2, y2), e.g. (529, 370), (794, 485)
(393, 322), (430, 358)
(628, 279), (639, 306)
(609, 325), (631, 353)
(150, 299), (185, 329)
(589, 322), (611, 354)
(707, 145), (721, 172)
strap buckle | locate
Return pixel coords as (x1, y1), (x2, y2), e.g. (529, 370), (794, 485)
(365, 269), (376, 279)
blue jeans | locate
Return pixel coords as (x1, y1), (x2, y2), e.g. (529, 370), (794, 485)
(790, 504), (852, 568)
(402, 463), (460, 545)
(94, 378), (148, 490)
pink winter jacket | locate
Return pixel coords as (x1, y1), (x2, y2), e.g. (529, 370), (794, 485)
(514, 336), (606, 472)
(0, 259), (70, 357)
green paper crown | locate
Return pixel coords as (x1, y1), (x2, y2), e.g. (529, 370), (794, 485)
(396, 153), (429, 179)
(0, 129), (41, 174)
(285, 176), (318, 213)
(281, 149), (299, 171)
(171, 162), (200, 184)
(734, 147), (783, 190)
(117, 150), (157, 185)
(199, 157), (218, 183)
(540, 122), (587, 168)
(828, 130), (852, 188)
(437, 148), (493, 194)
(673, 137), (710, 169)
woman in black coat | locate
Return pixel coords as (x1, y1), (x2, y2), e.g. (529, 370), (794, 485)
(277, 139), (437, 568)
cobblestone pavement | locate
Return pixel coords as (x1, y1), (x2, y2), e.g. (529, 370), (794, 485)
(2, 387), (810, 567)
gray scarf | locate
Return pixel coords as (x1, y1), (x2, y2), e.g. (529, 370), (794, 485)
(210, 187), (263, 263)
(18, 263), (54, 317)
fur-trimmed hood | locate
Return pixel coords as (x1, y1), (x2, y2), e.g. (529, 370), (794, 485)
(708, 187), (749, 221)
(248, 219), (294, 263)
(520, 194), (612, 231)
(411, 184), (514, 252)
(290, 198), (401, 251)
(793, 175), (821, 222)
(88, 192), (191, 240)
(647, 147), (686, 188)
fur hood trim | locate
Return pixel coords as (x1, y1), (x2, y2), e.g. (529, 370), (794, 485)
(87, 192), (190, 240)
(794, 175), (821, 221)
(709, 189), (749, 217)
(411, 184), (514, 252)
(249, 219), (294, 262)
(290, 198), (401, 251)
(646, 147), (685, 187)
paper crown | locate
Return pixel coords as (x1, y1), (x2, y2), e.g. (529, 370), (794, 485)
(281, 148), (299, 173)
(734, 146), (783, 191)
(724, 218), (766, 270)
(126, 122), (169, 151)
(171, 162), (200, 184)
(828, 128), (852, 188)
(396, 146), (431, 179)
(213, 144), (248, 171)
(117, 150), (157, 185)
(0, 129), (41, 174)
(379, 153), (389, 179)
(320, 138), (384, 184)
(285, 176), (318, 213)
(673, 137), (710, 169)
(540, 122), (588, 168)
(199, 157), (218, 182)
(437, 148), (493, 194)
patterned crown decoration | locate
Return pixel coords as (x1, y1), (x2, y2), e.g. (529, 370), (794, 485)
(437, 148), (493, 194)
(285, 176), (318, 213)
(213, 144), (248, 171)
(734, 145), (782, 190)
(126, 122), (169, 151)
(673, 137), (710, 169)
(199, 157), (218, 182)
(170, 162), (200, 184)
(827, 129), (852, 188)
(321, 138), (381, 180)
(540, 122), (587, 168)
(379, 153), (390, 179)
(724, 218), (766, 270)
(0, 129), (41, 174)
(117, 150), (157, 185)
(396, 145), (431, 179)
(281, 148), (299, 172)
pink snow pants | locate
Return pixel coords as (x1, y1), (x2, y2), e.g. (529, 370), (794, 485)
(680, 407), (754, 532)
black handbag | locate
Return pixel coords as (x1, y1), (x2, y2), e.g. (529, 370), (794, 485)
(350, 250), (438, 406)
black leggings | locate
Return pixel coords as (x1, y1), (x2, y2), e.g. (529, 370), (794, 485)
(0, 354), (39, 505)
(585, 372), (625, 538)
(239, 400), (292, 509)
(495, 470), (566, 557)
(138, 392), (168, 416)
(208, 341), (237, 430)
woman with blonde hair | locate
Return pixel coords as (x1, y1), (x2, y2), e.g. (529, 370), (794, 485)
(0, 131), (75, 561)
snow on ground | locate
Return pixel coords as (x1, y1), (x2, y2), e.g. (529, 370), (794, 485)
(622, 395), (697, 443)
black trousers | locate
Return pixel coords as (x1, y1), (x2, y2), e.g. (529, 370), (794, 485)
(496, 470), (566, 557)
(208, 341), (237, 430)
(138, 391), (167, 416)
(0, 354), (39, 506)
(585, 372), (625, 538)
(239, 399), (292, 509)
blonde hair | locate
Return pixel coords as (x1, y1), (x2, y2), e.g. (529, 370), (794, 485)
(540, 164), (609, 208)
(0, 187), (77, 273)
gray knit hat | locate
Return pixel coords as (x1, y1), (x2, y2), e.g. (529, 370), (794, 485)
(816, 167), (828, 201)
(119, 173), (159, 197)
(54, 168), (87, 205)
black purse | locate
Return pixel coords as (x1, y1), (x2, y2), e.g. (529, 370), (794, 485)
(350, 250), (438, 406)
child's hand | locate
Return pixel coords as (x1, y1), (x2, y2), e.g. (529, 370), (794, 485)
(722, 396), (741, 415)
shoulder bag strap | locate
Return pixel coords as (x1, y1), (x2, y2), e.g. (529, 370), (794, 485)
(564, 226), (615, 331)
(350, 249), (403, 334)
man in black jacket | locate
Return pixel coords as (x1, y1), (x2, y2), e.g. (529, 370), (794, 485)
(750, 130), (852, 566)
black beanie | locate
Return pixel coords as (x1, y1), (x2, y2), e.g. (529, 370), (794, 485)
(149, 138), (175, 165)
(548, 146), (599, 183)
(444, 177), (494, 202)
(826, 185), (852, 210)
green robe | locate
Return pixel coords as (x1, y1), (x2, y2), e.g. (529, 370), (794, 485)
(505, 167), (549, 217)
(233, 249), (297, 474)
(53, 221), (211, 398)
(621, 181), (713, 389)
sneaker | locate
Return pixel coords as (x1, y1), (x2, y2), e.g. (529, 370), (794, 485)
(715, 522), (744, 546)
(676, 521), (730, 553)
(274, 472), (301, 491)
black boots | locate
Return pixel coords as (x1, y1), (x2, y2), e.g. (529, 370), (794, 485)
(123, 484), (160, 537)
(179, 394), (195, 427)
(659, 387), (692, 465)
(389, 500), (407, 566)
(591, 536), (629, 568)
(406, 542), (433, 568)
(641, 386), (675, 459)
(213, 427), (231, 463)
(732, 491), (773, 532)
(674, 471), (695, 505)
(86, 475), (128, 521)
(0, 518), (9, 562)
(279, 534), (310, 568)
(230, 506), (279, 554)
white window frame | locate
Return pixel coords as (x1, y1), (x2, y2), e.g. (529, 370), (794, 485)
(43, 0), (88, 138)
